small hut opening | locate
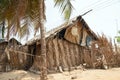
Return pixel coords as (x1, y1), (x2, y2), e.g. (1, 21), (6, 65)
(56, 28), (66, 39)
(24, 43), (36, 70)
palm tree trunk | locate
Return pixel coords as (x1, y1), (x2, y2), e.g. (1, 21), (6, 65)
(39, 23), (47, 80)
(39, 0), (47, 80)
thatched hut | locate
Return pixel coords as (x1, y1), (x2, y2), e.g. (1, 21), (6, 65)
(0, 38), (23, 71)
(1, 16), (113, 73)
(25, 16), (99, 72)
(1, 16), (114, 73)
(0, 16), (116, 72)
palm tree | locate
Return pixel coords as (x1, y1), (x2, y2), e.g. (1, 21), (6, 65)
(38, 0), (47, 80)
(0, 0), (74, 80)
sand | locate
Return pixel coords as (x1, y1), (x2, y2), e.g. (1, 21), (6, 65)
(0, 68), (120, 80)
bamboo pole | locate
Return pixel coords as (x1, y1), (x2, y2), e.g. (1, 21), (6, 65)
(58, 39), (67, 69)
(63, 40), (72, 71)
(53, 38), (60, 69)
(74, 45), (80, 66)
(68, 43), (75, 67)
(47, 39), (54, 70)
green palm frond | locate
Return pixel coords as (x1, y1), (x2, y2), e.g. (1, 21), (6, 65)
(54, 0), (64, 7)
(54, 0), (74, 20)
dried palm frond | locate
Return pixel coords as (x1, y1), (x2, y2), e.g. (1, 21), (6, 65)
(0, 0), (46, 39)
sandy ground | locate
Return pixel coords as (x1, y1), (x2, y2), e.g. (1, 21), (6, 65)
(0, 68), (120, 80)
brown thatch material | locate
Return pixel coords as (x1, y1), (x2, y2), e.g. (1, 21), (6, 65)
(5, 45), (29, 69)
(63, 40), (72, 70)
(68, 42), (76, 67)
(0, 41), (8, 72)
(85, 34), (115, 69)
(57, 39), (68, 68)
(97, 34), (113, 66)
(64, 23), (82, 44)
(81, 29), (88, 46)
(46, 39), (54, 70)
(47, 40), (54, 69)
(74, 44), (80, 66)
(0, 41), (8, 56)
(52, 38), (60, 67)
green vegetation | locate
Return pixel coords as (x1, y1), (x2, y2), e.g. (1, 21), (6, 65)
(116, 36), (120, 42)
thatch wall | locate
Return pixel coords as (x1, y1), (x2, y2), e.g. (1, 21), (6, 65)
(5, 45), (29, 70)
(30, 37), (87, 73)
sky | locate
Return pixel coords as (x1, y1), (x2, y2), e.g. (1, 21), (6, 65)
(0, 0), (119, 44)
(17, 0), (120, 44)
(45, 0), (120, 41)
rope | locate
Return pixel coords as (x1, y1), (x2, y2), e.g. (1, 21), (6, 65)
(5, 48), (41, 58)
